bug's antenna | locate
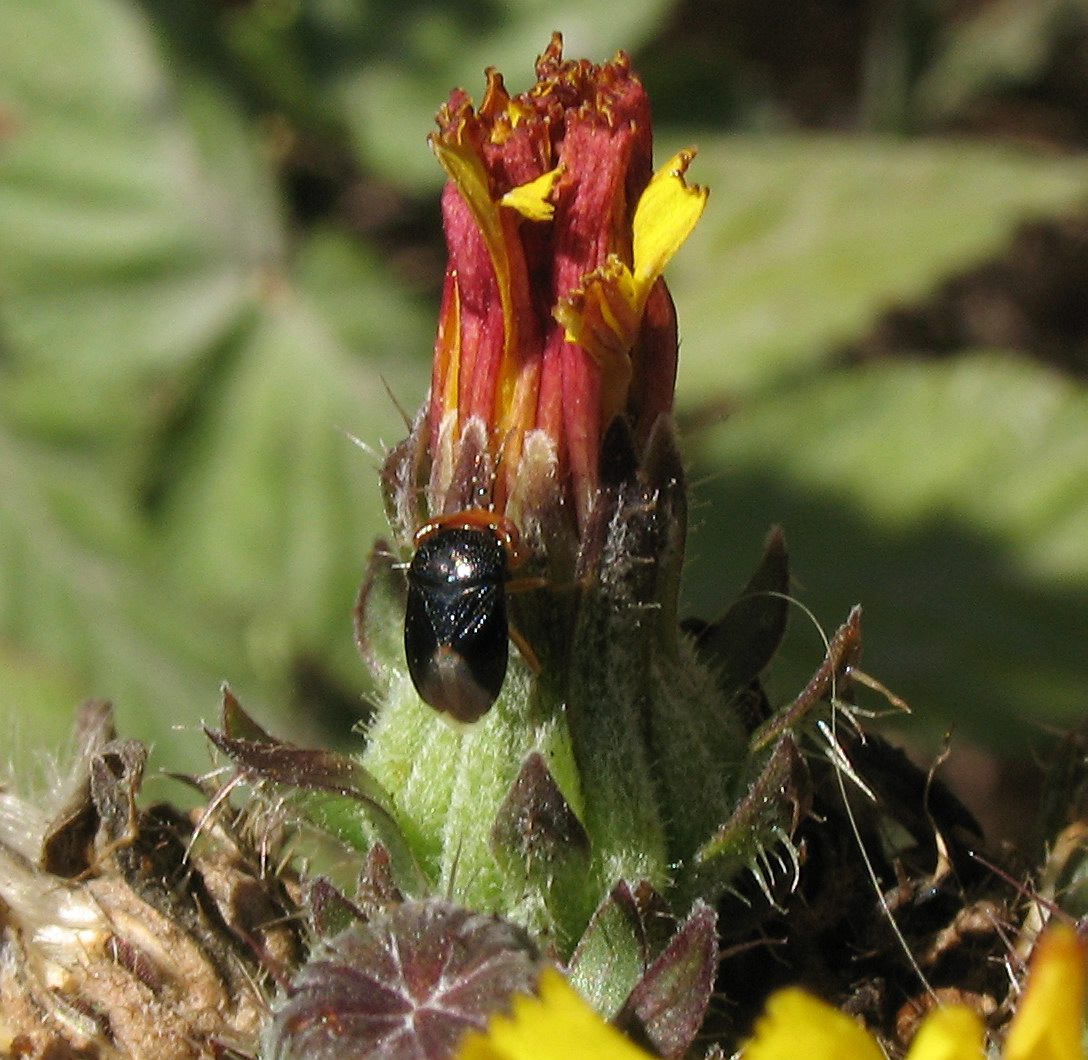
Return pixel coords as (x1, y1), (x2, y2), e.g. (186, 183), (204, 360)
(382, 375), (415, 432)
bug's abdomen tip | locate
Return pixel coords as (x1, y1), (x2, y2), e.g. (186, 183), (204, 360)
(410, 645), (504, 723)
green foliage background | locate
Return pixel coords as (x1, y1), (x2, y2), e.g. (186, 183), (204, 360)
(1, 0), (1086, 774)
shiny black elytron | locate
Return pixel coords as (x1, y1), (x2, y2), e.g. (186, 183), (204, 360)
(404, 517), (516, 724)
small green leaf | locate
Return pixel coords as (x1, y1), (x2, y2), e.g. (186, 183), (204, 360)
(491, 751), (592, 946)
(688, 735), (808, 905)
(690, 526), (791, 698)
(616, 901), (718, 1060)
(207, 723), (427, 895)
(568, 880), (670, 1018)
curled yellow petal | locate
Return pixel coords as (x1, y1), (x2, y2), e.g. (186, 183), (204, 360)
(431, 136), (506, 271)
(631, 148), (708, 306)
(433, 127), (548, 446)
(1005, 924), (1087, 1060)
(553, 257), (638, 422)
(741, 988), (884, 1060)
(554, 257), (638, 358)
(905, 1006), (986, 1060)
(558, 148), (706, 371)
(501, 165), (563, 222)
(431, 133), (518, 370)
(456, 967), (653, 1060)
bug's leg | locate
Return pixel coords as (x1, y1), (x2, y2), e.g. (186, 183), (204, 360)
(506, 575), (548, 595)
(508, 624), (543, 674)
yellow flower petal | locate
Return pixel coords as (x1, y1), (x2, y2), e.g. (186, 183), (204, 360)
(741, 988), (884, 1060)
(435, 277), (461, 412)
(431, 133), (519, 379)
(906, 1006), (986, 1060)
(631, 148), (708, 307)
(552, 256), (638, 423)
(557, 148), (706, 376)
(501, 165), (563, 222)
(456, 967), (653, 1060)
(1005, 924), (1087, 1060)
(431, 136), (508, 281)
(554, 257), (638, 357)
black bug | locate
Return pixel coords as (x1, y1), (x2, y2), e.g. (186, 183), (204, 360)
(404, 511), (537, 723)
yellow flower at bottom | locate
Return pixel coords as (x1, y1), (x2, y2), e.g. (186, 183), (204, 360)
(742, 990), (985, 1060)
(741, 926), (1085, 1060)
(458, 927), (1086, 1060)
(742, 989), (886, 1060)
(1005, 923), (1087, 1060)
(456, 967), (653, 1060)
(907, 1006), (986, 1060)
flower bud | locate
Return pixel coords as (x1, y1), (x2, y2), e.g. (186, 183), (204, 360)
(385, 32), (707, 567)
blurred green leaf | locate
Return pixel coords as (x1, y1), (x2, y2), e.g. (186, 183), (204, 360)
(666, 135), (1088, 401)
(0, 0), (281, 394)
(0, 426), (248, 768)
(683, 355), (1088, 750)
(916, 0), (1088, 123)
(665, 133), (1088, 750)
(153, 280), (423, 696)
(0, 0), (432, 758)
